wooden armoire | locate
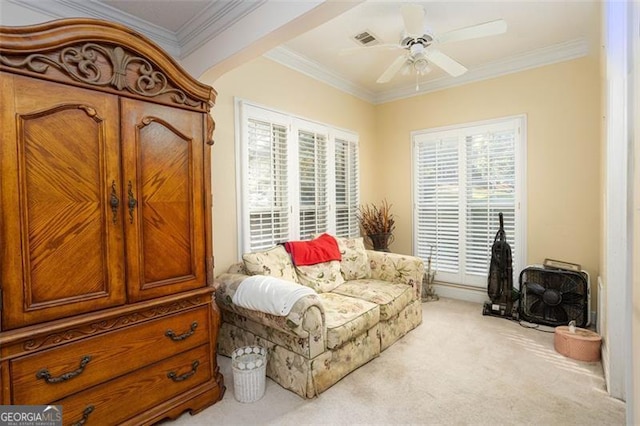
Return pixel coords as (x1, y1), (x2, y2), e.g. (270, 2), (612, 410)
(0, 18), (224, 424)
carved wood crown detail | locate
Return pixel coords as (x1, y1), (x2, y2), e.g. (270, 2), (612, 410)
(0, 43), (200, 108)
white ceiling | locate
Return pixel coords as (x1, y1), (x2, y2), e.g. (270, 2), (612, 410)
(5, 0), (600, 104)
(276, 1), (599, 102)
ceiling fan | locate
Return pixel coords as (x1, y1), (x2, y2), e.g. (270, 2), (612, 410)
(342, 4), (507, 84)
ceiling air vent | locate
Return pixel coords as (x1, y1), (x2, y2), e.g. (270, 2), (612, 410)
(352, 30), (380, 46)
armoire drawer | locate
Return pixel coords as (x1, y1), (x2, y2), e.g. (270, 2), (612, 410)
(56, 344), (211, 426)
(10, 306), (210, 404)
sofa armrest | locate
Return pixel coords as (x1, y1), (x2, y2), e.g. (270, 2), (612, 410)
(215, 273), (325, 339)
(367, 251), (425, 300)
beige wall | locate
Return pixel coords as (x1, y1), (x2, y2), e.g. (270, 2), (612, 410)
(203, 55), (602, 301)
(200, 57), (376, 274)
(375, 56), (602, 285)
(634, 1), (640, 412)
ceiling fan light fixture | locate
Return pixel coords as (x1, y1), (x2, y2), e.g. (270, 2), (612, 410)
(418, 62), (432, 75)
(367, 4), (504, 85)
(409, 42), (425, 55)
(413, 57), (429, 73)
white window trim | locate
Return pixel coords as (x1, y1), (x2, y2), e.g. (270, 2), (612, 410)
(235, 101), (290, 255)
(332, 128), (360, 238)
(291, 118), (333, 240)
(411, 114), (527, 288)
(235, 98), (359, 257)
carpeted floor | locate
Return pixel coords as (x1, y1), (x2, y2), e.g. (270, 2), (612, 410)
(165, 298), (625, 425)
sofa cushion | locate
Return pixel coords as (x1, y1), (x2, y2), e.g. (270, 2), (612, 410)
(331, 279), (414, 321)
(242, 245), (298, 283)
(228, 262), (248, 274)
(336, 237), (370, 280)
(295, 260), (345, 293)
(318, 292), (379, 350)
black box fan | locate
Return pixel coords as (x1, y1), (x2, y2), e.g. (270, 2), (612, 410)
(519, 266), (590, 327)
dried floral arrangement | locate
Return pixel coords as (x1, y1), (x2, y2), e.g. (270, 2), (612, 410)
(358, 200), (396, 250)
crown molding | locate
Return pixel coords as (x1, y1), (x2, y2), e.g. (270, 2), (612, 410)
(5, 0), (265, 61)
(4, 0), (60, 20)
(177, 1), (266, 58)
(266, 38), (590, 105)
(265, 46), (377, 103)
(7, 0), (181, 57)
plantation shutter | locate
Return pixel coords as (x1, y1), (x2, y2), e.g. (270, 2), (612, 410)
(238, 100), (361, 255)
(246, 117), (290, 251)
(465, 128), (516, 277)
(335, 137), (359, 237)
(413, 117), (523, 287)
(414, 135), (460, 274)
(298, 129), (328, 240)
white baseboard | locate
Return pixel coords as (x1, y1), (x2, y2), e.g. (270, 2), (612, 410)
(434, 282), (599, 332)
(433, 282), (487, 304)
(601, 340), (611, 393)
(597, 276), (610, 392)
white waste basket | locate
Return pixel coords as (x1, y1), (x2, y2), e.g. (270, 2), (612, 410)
(231, 345), (267, 403)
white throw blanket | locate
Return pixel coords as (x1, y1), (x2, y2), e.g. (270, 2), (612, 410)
(232, 275), (316, 316)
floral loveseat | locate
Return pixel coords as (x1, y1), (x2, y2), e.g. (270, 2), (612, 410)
(215, 235), (424, 398)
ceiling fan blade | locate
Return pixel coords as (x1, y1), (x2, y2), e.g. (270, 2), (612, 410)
(423, 49), (467, 77)
(401, 4), (425, 36)
(377, 54), (408, 83)
(437, 19), (507, 44)
(339, 43), (402, 56)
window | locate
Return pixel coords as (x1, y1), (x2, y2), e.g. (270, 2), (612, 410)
(298, 127), (328, 240)
(238, 101), (359, 254)
(245, 117), (289, 252)
(412, 116), (525, 287)
(334, 136), (359, 238)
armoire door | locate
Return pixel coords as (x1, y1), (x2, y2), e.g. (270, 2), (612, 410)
(0, 75), (126, 330)
(120, 99), (206, 301)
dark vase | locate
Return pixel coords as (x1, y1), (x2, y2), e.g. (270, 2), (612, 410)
(368, 232), (392, 252)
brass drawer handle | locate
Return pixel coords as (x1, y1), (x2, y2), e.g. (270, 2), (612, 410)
(167, 360), (199, 382)
(71, 405), (94, 426)
(36, 355), (92, 384)
(165, 321), (198, 341)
